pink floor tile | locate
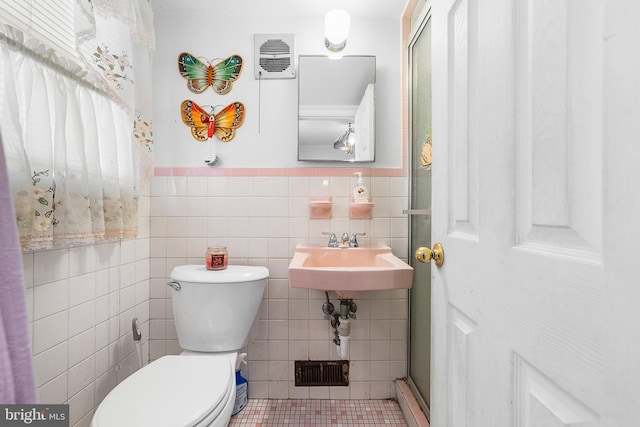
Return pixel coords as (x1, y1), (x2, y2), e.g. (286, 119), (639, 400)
(229, 399), (408, 427)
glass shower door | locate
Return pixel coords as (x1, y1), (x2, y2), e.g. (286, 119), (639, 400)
(407, 10), (432, 415)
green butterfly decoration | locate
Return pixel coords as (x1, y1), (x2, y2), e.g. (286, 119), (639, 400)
(178, 52), (243, 95)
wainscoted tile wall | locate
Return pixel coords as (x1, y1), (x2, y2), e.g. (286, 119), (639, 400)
(17, 169), (409, 427)
(149, 172), (410, 400)
(21, 193), (151, 427)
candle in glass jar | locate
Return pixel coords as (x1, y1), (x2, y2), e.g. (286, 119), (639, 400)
(206, 246), (228, 270)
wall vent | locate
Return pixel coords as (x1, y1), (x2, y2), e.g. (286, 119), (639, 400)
(295, 360), (349, 386)
(254, 34), (295, 79)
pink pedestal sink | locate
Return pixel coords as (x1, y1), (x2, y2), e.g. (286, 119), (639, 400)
(288, 245), (414, 298)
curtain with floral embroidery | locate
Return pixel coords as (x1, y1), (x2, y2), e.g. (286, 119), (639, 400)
(0, 0), (154, 251)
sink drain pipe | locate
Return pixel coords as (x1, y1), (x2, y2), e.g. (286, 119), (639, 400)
(323, 296), (357, 360)
(336, 317), (351, 360)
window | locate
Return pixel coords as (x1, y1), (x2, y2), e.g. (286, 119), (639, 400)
(0, 0), (76, 61)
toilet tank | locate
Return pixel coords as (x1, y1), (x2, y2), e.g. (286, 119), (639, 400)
(169, 265), (268, 352)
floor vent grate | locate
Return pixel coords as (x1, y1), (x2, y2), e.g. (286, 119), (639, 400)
(295, 360), (349, 386)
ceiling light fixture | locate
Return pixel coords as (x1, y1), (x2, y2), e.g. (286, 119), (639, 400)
(324, 9), (350, 53)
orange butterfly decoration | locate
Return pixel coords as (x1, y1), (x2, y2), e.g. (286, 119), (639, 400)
(180, 100), (245, 142)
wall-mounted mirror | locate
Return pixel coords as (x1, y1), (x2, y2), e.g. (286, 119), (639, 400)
(298, 55), (376, 162)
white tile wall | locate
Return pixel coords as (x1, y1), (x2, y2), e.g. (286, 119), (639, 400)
(149, 174), (409, 399)
(23, 193), (151, 427)
(19, 172), (410, 423)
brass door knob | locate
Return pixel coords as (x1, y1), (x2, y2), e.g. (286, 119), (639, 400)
(415, 243), (444, 267)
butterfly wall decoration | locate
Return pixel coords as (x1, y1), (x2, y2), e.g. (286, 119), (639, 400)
(180, 100), (245, 142)
(178, 53), (243, 95)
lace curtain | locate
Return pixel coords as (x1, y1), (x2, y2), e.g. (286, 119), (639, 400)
(0, 0), (154, 251)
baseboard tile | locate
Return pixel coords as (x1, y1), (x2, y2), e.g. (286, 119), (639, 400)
(396, 379), (430, 427)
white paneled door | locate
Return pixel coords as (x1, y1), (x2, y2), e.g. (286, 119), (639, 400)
(430, 0), (640, 425)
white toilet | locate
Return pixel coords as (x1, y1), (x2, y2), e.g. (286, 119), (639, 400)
(91, 264), (268, 427)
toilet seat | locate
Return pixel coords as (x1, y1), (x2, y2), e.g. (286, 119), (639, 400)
(92, 355), (234, 427)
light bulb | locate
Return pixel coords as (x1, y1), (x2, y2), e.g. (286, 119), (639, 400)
(324, 9), (350, 52)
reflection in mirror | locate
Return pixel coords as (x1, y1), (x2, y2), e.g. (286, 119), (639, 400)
(298, 55), (375, 162)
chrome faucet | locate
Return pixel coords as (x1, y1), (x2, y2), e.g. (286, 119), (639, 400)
(349, 232), (366, 248)
(322, 232), (339, 248)
(322, 231), (366, 248)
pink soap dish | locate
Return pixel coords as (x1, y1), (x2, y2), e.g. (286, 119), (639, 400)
(349, 201), (374, 219)
(308, 197), (332, 219)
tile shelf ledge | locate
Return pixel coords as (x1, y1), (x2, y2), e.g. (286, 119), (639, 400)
(154, 166), (406, 178)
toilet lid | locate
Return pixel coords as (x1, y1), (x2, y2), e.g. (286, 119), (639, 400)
(93, 355), (233, 427)
(171, 264), (269, 283)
